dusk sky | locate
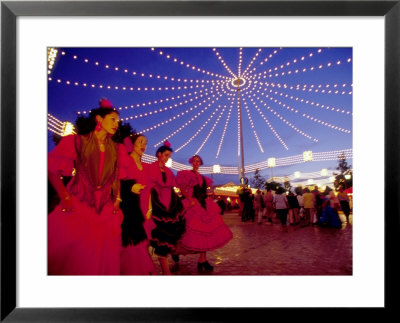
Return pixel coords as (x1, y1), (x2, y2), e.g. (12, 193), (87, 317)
(48, 47), (352, 185)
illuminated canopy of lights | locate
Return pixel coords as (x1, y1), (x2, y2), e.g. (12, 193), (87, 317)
(47, 48), (58, 75)
(47, 113), (351, 175)
(48, 47), (352, 174)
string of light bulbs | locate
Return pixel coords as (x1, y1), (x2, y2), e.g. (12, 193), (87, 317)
(175, 105), (221, 152)
(242, 48), (282, 78)
(153, 94), (223, 147)
(194, 105), (227, 155)
(241, 48), (263, 77)
(270, 82), (353, 96)
(212, 48), (237, 79)
(60, 49), (222, 85)
(119, 83), (218, 121)
(260, 85), (352, 116)
(246, 93), (290, 150)
(257, 91), (351, 134)
(249, 93), (318, 144)
(216, 99), (234, 159)
(151, 47), (230, 80)
(241, 96), (264, 153)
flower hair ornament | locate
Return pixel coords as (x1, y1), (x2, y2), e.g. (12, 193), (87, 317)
(163, 141), (171, 148)
(99, 98), (113, 108)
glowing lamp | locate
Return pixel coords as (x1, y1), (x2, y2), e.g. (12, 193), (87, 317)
(303, 151), (313, 162)
(213, 164), (221, 174)
(329, 176), (335, 182)
(294, 171), (301, 178)
(62, 122), (75, 136)
(267, 158), (276, 168)
(307, 179), (314, 185)
(321, 168), (328, 176)
(345, 174), (352, 180)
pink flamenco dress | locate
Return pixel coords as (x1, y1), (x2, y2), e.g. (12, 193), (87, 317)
(147, 162), (186, 257)
(175, 170), (233, 253)
(118, 150), (157, 275)
(47, 133), (123, 275)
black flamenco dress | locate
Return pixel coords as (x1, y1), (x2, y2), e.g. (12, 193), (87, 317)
(148, 162), (186, 257)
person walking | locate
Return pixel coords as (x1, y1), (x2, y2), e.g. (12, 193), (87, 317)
(273, 187), (290, 231)
(287, 191), (300, 225)
(337, 186), (351, 224)
(48, 98), (123, 275)
(302, 187), (315, 226)
(148, 141), (186, 275)
(175, 155), (233, 272)
(263, 188), (275, 223)
(296, 189), (304, 221)
(319, 191), (342, 228)
(312, 186), (323, 223)
(118, 132), (157, 275)
(254, 189), (264, 225)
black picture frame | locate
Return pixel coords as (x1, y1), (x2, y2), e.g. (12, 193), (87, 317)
(1, 0), (399, 321)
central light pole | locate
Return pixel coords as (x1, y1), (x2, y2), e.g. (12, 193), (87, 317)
(235, 78), (245, 183)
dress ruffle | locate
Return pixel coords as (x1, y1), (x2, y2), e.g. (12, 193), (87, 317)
(178, 198), (233, 253)
(120, 239), (156, 275)
(149, 188), (186, 257)
(48, 195), (123, 275)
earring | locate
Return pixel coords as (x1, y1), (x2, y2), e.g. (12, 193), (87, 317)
(95, 121), (102, 132)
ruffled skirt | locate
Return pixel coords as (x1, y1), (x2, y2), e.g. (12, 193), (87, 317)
(178, 198), (233, 253)
(120, 219), (157, 275)
(150, 188), (186, 257)
(48, 195), (123, 275)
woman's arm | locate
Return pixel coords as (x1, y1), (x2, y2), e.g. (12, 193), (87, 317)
(48, 171), (74, 212)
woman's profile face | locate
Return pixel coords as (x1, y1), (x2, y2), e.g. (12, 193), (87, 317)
(98, 112), (120, 135)
(133, 135), (147, 156)
(158, 150), (172, 165)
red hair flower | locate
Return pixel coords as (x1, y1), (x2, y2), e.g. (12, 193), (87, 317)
(99, 98), (113, 108)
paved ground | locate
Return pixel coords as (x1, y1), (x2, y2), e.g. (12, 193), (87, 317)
(151, 210), (352, 276)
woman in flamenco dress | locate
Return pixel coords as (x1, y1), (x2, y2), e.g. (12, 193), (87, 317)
(147, 141), (186, 275)
(175, 155), (233, 272)
(118, 131), (157, 275)
(48, 99), (123, 275)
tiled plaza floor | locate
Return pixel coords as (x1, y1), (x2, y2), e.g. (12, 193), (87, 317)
(151, 210), (352, 276)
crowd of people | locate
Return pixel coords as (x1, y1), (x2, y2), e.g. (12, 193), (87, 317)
(47, 99), (232, 276)
(237, 184), (352, 231)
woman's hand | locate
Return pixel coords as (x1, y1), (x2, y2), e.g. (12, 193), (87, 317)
(61, 194), (74, 213)
(113, 198), (121, 214)
(145, 208), (152, 220)
(131, 183), (146, 194)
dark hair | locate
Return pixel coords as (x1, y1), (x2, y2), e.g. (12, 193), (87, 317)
(75, 107), (119, 135)
(189, 154), (203, 165)
(277, 187), (286, 194)
(155, 142), (173, 156)
(114, 123), (145, 152)
(112, 122), (133, 143)
(131, 133), (146, 145)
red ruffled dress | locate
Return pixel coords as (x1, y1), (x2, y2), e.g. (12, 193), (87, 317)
(176, 170), (233, 253)
(118, 150), (156, 275)
(48, 134), (123, 275)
